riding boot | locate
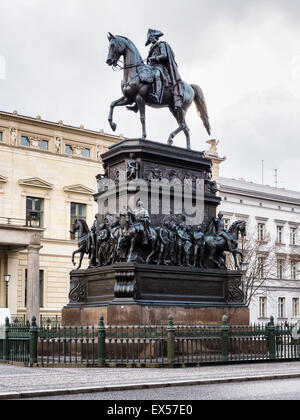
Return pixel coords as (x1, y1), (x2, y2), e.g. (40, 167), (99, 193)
(149, 76), (163, 104)
(143, 231), (148, 245)
(126, 103), (139, 113)
(227, 239), (234, 252)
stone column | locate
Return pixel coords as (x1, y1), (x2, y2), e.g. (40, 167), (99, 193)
(7, 252), (19, 314)
(26, 234), (42, 324)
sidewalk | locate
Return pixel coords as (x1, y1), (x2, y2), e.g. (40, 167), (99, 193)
(1, 361), (300, 399)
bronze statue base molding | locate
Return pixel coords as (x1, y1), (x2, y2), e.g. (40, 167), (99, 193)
(62, 264), (249, 326)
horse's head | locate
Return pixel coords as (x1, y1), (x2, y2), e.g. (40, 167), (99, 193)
(106, 33), (126, 67)
(70, 218), (90, 238)
(234, 220), (247, 238)
(227, 220), (247, 240)
(70, 218), (80, 235)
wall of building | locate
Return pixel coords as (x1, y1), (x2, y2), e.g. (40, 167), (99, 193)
(0, 111), (120, 317)
(219, 177), (300, 325)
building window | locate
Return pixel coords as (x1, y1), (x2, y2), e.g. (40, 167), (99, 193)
(258, 257), (265, 278)
(259, 297), (267, 318)
(65, 145), (73, 155)
(21, 136), (30, 147)
(293, 298), (299, 318)
(290, 228), (297, 246)
(26, 197), (44, 228)
(70, 202), (87, 240)
(224, 218), (230, 231)
(0, 132), (3, 142)
(40, 140), (48, 151)
(278, 298), (286, 318)
(277, 259), (285, 280)
(258, 223), (265, 241)
(277, 226), (284, 244)
(82, 148), (90, 158)
(25, 269), (44, 308)
(291, 261), (297, 280)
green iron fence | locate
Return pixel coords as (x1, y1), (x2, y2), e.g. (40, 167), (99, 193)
(0, 315), (300, 367)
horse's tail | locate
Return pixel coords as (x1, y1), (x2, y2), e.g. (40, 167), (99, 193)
(191, 84), (211, 136)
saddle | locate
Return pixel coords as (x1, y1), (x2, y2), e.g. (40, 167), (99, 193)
(137, 65), (154, 84)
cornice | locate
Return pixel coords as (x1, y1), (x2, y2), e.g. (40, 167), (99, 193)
(63, 184), (96, 195)
(18, 177), (54, 190)
(220, 183), (300, 206)
(0, 111), (121, 144)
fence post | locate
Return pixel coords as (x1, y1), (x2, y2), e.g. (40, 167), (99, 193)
(98, 316), (106, 365)
(3, 317), (10, 361)
(221, 315), (229, 362)
(167, 315), (175, 365)
(29, 316), (38, 366)
(267, 316), (276, 360)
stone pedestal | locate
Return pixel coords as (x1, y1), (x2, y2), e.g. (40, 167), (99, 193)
(62, 304), (249, 327)
(64, 138), (248, 327)
(62, 264), (249, 326)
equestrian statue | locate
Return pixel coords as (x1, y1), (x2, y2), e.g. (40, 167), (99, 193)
(106, 29), (211, 150)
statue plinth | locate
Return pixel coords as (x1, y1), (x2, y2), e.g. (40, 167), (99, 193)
(64, 138), (249, 326)
(63, 263), (249, 326)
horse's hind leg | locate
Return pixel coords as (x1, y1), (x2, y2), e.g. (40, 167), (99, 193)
(168, 108), (183, 146)
(136, 94), (147, 139)
(168, 108), (191, 149)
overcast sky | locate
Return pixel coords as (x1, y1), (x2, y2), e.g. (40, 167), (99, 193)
(0, 0), (300, 190)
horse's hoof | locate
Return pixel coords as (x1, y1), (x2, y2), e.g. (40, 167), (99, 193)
(168, 139), (173, 146)
(110, 122), (117, 132)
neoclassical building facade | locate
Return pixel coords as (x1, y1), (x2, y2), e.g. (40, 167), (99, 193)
(219, 177), (300, 325)
(0, 110), (121, 321)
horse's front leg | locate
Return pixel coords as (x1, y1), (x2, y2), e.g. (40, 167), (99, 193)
(136, 94), (147, 139)
(72, 248), (80, 266)
(108, 96), (131, 132)
(72, 245), (85, 269)
(128, 238), (135, 263)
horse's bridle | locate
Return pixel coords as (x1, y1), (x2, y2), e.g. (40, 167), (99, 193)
(112, 59), (147, 72)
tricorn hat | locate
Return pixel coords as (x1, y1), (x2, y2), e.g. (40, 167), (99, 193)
(145, 29), (164, 46)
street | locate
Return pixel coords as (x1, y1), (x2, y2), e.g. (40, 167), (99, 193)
(23, 378), (300, 400)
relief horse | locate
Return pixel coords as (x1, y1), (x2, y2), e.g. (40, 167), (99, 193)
(70, 218), (93, 270)
(118, 213), (159, 264)
(205, 220), (247, 270)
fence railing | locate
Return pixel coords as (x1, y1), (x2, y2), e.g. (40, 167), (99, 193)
(10, 315), (62, 328)
(1, 315), (300, 367)
(0, 217), (26, 227)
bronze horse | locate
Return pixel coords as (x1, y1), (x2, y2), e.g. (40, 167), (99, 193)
(205, 220), (246, 270)
(106, 34), (211, 150)
(118, 213), (159, 264)
(70, 218), (92, 270)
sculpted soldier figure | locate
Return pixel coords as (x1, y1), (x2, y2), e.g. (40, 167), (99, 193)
(157, 221), (171, 265)
(126, 153), (140, 181)
(177, 223), (192, 267)
(97, 223), (110, 267)
(89, 214), (100, 267)
(168, 221), (178, 265)
(213, 213), (234, 252)
(132, 200), (151, 245)
(145, 28), (184, 109)
(193, 223), (206, 268)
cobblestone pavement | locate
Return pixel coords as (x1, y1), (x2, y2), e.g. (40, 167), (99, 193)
(0, 361), (300, 398)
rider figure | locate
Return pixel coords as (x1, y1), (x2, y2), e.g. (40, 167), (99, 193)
(145, 28), (184, 109)
(214, 213), (234, 252)
(90, 214), (100, 267)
